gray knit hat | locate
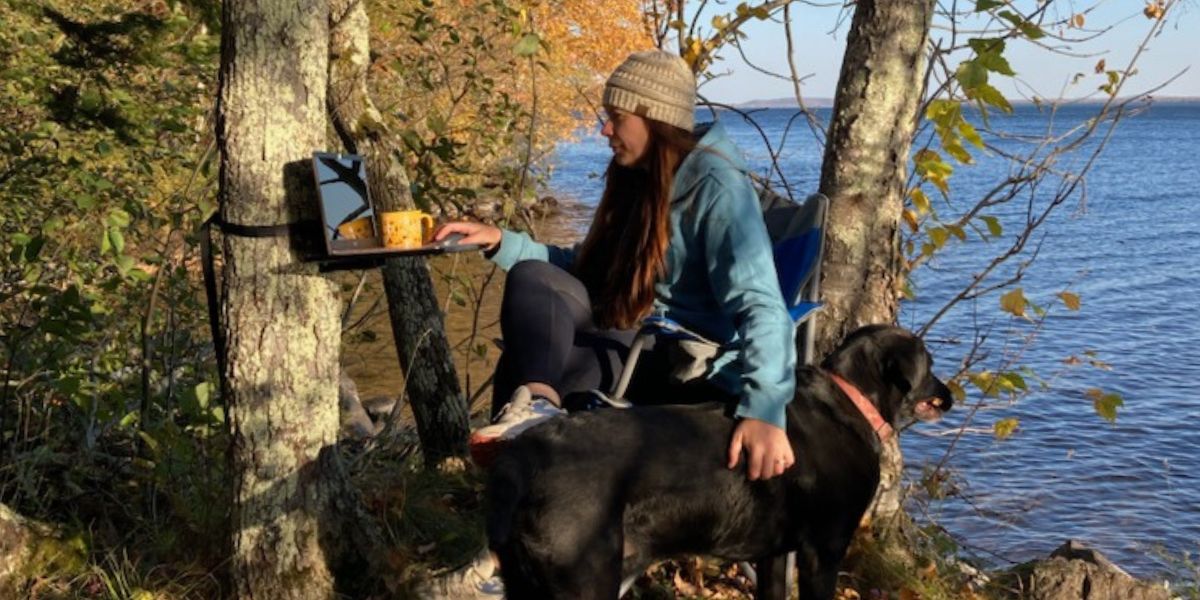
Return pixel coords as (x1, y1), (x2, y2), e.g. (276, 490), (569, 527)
(603, 50), (696, 132)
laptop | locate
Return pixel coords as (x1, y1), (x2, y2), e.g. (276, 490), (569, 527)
(311, 152), (480, 258)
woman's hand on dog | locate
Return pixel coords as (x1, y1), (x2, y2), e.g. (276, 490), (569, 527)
(727, 418), (794, 480)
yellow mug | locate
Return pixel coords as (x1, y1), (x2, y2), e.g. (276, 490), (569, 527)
(336, 216), (374, 240)
(379, 210), (435, 249)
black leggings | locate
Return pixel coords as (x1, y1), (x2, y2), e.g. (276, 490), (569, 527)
(491, 260), (733, 417)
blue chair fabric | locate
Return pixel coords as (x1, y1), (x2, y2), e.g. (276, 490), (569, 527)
(607, 191), (830, 402)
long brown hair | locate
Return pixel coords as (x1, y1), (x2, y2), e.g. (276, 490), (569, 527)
(574, 119), (697, 329)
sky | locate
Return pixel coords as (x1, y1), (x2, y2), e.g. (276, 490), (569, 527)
(697, 1), (1199, 104)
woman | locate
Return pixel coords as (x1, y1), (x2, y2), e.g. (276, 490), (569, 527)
(435, 50), (796, 482)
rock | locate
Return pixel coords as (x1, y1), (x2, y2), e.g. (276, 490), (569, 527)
(339, 372), (380, 440)
(528, 195), (559, 218)
(361, 395), (397, 419)
(1001, 540), (1170, 600)
(0, 503), (84, 593)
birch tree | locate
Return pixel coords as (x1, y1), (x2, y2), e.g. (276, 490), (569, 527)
(217, 0), (340, 596)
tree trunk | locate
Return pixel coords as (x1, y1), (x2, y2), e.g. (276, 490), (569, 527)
(816, 0), (935, 530)
(327, 0), (469, 461)
(217, 1), (340, 597)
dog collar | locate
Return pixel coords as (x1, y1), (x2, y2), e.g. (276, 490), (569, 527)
(828, 373), (894, 442)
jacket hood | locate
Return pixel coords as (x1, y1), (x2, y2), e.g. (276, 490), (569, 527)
(671, 120), (749, 201)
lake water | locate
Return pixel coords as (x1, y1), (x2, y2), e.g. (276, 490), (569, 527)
(544, 101), (1200, 579)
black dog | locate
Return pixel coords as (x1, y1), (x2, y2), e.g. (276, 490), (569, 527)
(486, 325), (953, 600)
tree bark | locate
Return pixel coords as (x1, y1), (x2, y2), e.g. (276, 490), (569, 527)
(327, 0), (469, 461)
(816, 0), (935, 529)
(217, 0), (340, 597)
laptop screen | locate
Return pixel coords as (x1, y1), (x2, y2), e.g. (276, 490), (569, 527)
(312, 153), (377, 252)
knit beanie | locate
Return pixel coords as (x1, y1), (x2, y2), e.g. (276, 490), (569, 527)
(603, 50), (696, 132)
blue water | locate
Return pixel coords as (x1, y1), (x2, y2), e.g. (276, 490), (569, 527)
(545, 101), (1200, 578)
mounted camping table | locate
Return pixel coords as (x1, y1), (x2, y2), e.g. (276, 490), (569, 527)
(307, 151), (483, 272)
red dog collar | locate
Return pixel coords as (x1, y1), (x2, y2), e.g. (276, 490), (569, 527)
(829, 373), (894, 442)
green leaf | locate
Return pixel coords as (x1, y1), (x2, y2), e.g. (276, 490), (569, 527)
(1086, 388), (1123, 423)
(997, 10), (1023, 26)
(119, 411), (139, 428)
(956, 61), (988, 90)
(946, 224), (966, 241)
(1017, 21), (1045, 40)
(929, 227), (949, 249)
(970, 82), (1013, 113)
(108, 229), (125, 255)
(107, 209), (132, 228)
(75, 194), (97, 210)
(944, 139), (972, 164)
(957, 119), (984, 148)
(1000, 287), (1027, 317)
(968, 37), (1007, 56)
(977, 51), (1016, 76)
(946, 379), (967, 402)
(969, 371), (998, 397)
(513, 33), (540, 57)
(925, 99), (958, 124)
(137, 430), (161, 455)
(115, 255), (134, 275)
(993, 418), (1020, 439)
(1000, 371), (1028, 391)
(981, 215), (1003, 237)
(910, 187), (932, 215)
(975, 0), (1004, 11)
(194, 381), (212, 409)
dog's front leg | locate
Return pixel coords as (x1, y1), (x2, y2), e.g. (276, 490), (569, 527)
(753, 553), (789, 600)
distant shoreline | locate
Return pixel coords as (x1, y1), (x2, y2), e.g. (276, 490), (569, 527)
(729, 95), (1200, 110)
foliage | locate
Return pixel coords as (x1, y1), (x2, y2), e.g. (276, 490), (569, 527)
(367, 0), (649, 214)
(0, 0), (225, 593)
(898, 1), (1184, 430)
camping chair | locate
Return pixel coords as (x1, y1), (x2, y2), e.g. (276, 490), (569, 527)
(607, 191), (829, 404)
(609, 191), (828, 599)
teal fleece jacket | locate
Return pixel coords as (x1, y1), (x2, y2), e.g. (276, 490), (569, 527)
(489, 121), (797, 429)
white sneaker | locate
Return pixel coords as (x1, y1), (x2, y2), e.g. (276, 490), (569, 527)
(469, 385), (565, 467)
(415, 550), (504, 599)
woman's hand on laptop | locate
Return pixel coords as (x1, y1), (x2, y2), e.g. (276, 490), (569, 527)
(434, 222), (502, 253)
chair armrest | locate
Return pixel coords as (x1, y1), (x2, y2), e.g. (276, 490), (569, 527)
(788, 302), (823, 324)
(639, 315), (721, 346)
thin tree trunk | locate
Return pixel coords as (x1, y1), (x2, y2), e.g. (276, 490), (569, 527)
(327, 0), (469, 461)
(816, 0), (935, 530)
(217, 0), (340, 597)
